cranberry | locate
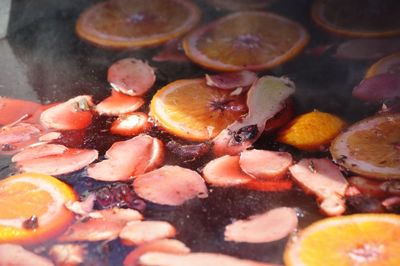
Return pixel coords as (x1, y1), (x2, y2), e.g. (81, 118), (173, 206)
(93, 183), (146, 212)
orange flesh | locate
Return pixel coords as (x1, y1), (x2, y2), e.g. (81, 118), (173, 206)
(91, 2), (188, 37)
(0, 182), (51, 219)
(197, 15), (299, 65)
(277, 111), (346, 151)
(150, 79), (246, 141)
(184, 12), (309, 71)
(76, 0), (200, 48)
(0, 173), (76, 245)
(297, 220), (400, 265)
(347, 121), (400, 168)
(365, 52), (400, 78)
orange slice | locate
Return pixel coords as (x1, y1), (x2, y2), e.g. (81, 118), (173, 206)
(284, 214), (400, 266)
(277, 110), (346, 151)
(311, 0), (400, 38)
(149, 78), (247, 141)
(365, 52), (400, 79)
(330, 114), (400, 180)
(183, 11), (309, 72)
(0, 173), (77, 245)
(76, 0), (201, 49)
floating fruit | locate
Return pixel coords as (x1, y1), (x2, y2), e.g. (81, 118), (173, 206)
(87, 135), (164, 182)
(133, 165), (208, 206)
(205, 70), (257, 90)
(0, 173), (76, 244)
(203, 153), (293, 192)
(289, 158), (348, 216)
(123, 239), (190, 266)
(311, 0), (400, 38)
(11, 143), (68, 162)
(365, 52), (400, 78)
(213, 76), (295, 156)
(96, 90), (145, 116)
(264, 99), (294, 133)
(224, 207), (298, 243)
(40, 95), (93, 130)
(0, 97), (41, 126)
(150, 78), (247, 141)
(110, 112), (150, 136)
(0, 123), (41, 154)
(183, 11), (309, 72)
(76, 0), (201, 49)
(239, 149), (293, 180)
(119, 220), (176, 246)
(58, 208), (143, 242)
(352, 73), (400, 103)
(277, 110), (346, 151)
(284, 214), (400, 266)
(107, 58), (155, 96)
(15, 147), (98, 176)
(330, 114), (400, 180)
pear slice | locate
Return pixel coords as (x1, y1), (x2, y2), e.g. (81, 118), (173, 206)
(212, 76), (295, 156)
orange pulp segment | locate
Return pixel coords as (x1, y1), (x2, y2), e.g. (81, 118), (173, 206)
(0, 173), (77, 245)
(277, 110), (346, 151)
(76, 0), (201, 49)
(150, 79), (247, 141)
(365, 52), (400, 79)
(284, 213), (400, 266)
(330, 114), (400, 180)
(311, 0), (400, 38)
(183, 11), (309, 72)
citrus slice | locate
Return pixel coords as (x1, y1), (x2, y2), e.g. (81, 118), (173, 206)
(150, 78), (247, 141)
(183, 11), (309, 72)
(76, 0), (201, 49)
(284, 214), (400, 266)
(311, 0), (400, 38)
(277, 111), (346, 151)
(0, 173), (77, 245)
(365, 52), (400, 79)
(330, 114), (400, 180)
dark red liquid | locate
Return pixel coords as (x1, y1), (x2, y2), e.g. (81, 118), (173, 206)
(1, 0), (386, 264)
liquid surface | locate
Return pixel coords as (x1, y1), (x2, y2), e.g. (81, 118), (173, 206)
(1, 0), (382, 264)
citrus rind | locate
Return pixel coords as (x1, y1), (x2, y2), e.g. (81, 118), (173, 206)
(76, 0), (201, 49)
(284, 214), (400, 266)
(311, 0), (400, 38)
(330, 114), (400, 180)
(0, 173), (77, 245)
(150, 79), (246, 141)
(183, 11), (309, 72)
(365, 52), (400, 79)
